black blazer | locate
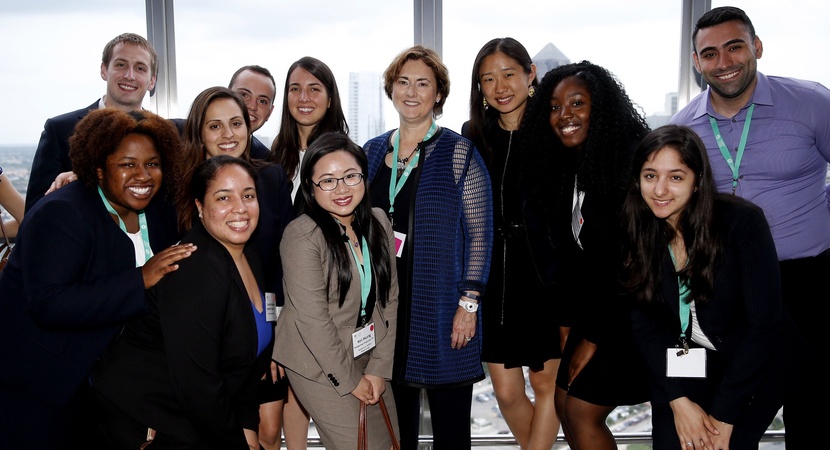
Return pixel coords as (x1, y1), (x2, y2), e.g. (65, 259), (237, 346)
(630, 197), (805, 425)
(25, 101), (98, 211)
(0, 181), (179, 409)
(250, 163), (295, 297)
(250, 135), (270, 159)
(91, 220), (271, 450)
(27, 103), (187, 212)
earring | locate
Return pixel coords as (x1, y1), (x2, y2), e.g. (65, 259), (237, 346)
(198, 212), (203, 219)
(483, 98), (489, 111)
(528, 86), (536, 97)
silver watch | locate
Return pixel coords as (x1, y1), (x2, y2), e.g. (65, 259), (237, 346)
(458, 299), (479, 313)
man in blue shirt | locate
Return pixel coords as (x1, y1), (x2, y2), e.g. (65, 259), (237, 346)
(671, 6), (829, 449)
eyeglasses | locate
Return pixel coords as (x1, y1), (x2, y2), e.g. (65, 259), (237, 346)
(311, 173), (364, 191)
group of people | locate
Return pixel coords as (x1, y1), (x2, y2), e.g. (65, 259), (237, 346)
(0, 5), (826, 450)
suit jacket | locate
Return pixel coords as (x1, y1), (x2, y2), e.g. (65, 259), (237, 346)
(25, 101), (98, 211)
(250, 163), (295, 297)
(250, 135), (270, 159)
(273, 209), (398, 397)
(630, 196), (805, 425)
(0, 181), (179, 409)
(91, 220), (270, 450)
(27, 102), (187, 212)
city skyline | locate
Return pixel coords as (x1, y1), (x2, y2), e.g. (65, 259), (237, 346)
(3, 1), (828, 146)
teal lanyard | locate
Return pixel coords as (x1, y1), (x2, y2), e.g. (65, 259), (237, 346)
(709, 103), (755, 195)
(387, 121), (438, 215)
(347, 235), (372, 323)
(668, 245), (691, 351)
(97, 186), (152, 266)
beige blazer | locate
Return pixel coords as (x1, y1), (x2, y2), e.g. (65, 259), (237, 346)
(273, 208), (398, 397)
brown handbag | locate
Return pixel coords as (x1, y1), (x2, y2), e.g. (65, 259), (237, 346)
(0, 218), (11, 273)
(358, 396), (400, 450)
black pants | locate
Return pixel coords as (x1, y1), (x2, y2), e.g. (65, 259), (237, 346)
(0, 382), (105, 450)
(779, 249), (828, 449)
(392, 383), (473, 450)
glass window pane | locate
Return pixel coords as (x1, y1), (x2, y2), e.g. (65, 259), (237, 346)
(443, 1), (681, 133)
(172, 2), (413, 148)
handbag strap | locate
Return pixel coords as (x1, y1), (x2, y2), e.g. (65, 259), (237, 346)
(379, 397), (400, 450)
(358, 401), (367, 450)
(358, 396), (400, 450)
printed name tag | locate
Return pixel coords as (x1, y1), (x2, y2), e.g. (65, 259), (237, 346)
(352, 322), (377, 358)
(666, 347), (706, 378)
(265, 292), (280, 322)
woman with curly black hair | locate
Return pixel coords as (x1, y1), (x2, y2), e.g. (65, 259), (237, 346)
(0, 108), (192, 448)
(520, 60), (651, 450)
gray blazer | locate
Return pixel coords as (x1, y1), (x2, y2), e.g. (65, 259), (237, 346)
(273, 208), (398, 397)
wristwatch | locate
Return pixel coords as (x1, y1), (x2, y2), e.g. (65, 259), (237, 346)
(458, 299), (479, 313)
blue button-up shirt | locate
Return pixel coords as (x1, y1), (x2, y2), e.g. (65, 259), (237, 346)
(671, 72), (830, 260)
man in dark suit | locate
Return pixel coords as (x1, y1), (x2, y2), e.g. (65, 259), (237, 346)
(25, 32), (159, 211)
(228, 65), (277, 159)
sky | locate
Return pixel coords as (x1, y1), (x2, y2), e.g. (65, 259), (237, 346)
(1, 0), (828, 147)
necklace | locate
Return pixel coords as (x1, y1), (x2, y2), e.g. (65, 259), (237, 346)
(397, 147), (420, 178)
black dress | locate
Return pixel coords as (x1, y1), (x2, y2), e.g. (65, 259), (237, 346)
(479, 126), (561, 370)
(552, 152), (650, 406)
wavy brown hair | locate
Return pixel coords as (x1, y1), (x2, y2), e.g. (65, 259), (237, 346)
(382, 45), (449, 118)
(176, 86), (270, 232)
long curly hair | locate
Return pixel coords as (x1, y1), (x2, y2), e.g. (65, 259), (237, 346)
(70, 108), (181, 200)
(268, 57), (349, 182)
(297, 132), (392, 309)
(466, 37), (538, 167)
(521, 61), (650, 204)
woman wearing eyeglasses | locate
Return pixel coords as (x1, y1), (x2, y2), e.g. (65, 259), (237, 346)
(273, 132), (399, 449)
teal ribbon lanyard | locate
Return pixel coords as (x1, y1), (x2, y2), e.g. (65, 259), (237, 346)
(348, 235), (373, 325)
(98, 186), (152, 266)
(387, 121), (438, 215)
(669, 245), (691, 354)
(709, 103), (755, 195)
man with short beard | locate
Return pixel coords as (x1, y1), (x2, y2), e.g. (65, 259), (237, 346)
(671, 6), (830, 449)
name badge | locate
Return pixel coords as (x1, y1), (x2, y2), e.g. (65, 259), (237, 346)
(352, 322), (377, 358)
(394, 231), (406, 258)
(265, 292), (281, 322)
(666, 347), (706, 378)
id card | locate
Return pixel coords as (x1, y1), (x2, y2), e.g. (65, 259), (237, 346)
(265, 292), (281, 322)
(666, 348), (706, 378)
(352, 322), (376, 358)
(394, 231), (406, 258)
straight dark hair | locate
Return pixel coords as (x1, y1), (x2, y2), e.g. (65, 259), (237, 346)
(298, 132), (392, 308)
(268, 57), (349, 182)
(466, 37), (537, 167)
(620, 125), (720, 304)
(693, 6), (756, 52)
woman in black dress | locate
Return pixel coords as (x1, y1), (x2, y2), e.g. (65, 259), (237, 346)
(521, 61), (651, 450)
(462, 37), (561, 450)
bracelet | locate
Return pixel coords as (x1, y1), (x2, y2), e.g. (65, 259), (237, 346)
(461, 291), (480, 301)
